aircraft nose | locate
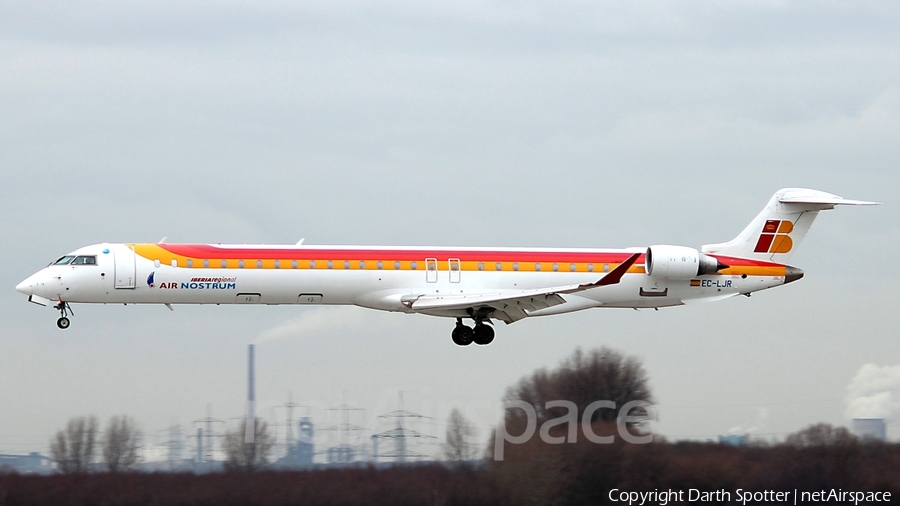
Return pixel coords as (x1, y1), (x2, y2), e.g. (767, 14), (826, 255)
(16, 276), (34, 295)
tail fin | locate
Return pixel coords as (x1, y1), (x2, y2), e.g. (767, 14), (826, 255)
(702, 188), (880, 263)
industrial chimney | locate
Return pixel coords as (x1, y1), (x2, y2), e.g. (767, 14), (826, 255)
(245, 344), (256, 443)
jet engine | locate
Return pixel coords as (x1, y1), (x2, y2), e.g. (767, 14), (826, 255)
(645, 245), (726, 279)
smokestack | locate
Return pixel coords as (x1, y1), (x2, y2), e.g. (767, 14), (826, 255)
(248, 344), (255, 405)
(197, 428), (203, 463)
(245, 344), (256, 443)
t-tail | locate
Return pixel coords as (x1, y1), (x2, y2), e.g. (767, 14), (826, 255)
(702, 188), (880, 264)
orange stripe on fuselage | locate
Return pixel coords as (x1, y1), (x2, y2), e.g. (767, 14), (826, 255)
(711, 255), (788, 277)
(131, 244), (647, 273)
(130, 245), (788, 277)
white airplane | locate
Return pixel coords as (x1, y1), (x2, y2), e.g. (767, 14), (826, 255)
(16, 188), (878, 345)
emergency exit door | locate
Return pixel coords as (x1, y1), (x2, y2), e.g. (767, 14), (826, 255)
(425, 258), (438, 283)
(449, 258), (461, 283)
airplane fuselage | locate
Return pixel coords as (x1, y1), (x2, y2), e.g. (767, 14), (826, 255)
(19, 242), (792, 317)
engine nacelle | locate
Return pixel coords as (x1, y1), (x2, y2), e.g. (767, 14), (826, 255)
(645, 245), (724, 279)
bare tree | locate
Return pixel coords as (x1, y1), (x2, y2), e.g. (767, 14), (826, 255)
(50, 416), (99, 474)
(223, 418), (274, 472)
(102, 415), (142, 472)
(505, 347), (654, 428)
(443, 408), (480, 465)
(786, 423), (858, 447)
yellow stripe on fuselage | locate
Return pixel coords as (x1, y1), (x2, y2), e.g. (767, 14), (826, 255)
(131, 244), (783, 278)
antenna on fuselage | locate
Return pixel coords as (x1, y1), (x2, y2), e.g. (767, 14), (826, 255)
(296, 238), (305, 246)
(158, 237), (167, 244)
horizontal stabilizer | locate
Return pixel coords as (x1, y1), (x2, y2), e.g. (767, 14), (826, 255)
(779, 195), (881, 207)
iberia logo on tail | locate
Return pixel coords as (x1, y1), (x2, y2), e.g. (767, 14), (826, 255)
(754, 220), (793, 254)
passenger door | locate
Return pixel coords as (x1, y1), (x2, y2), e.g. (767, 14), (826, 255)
(114, 245), (136, 289)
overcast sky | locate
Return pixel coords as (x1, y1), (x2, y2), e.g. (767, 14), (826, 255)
(1, 1), (898, 458)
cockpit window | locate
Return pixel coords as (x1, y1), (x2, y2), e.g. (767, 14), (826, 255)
(71, 256), (97, 265)
(53, 256), (76, 265)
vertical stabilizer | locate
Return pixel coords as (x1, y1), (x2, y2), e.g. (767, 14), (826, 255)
(702, 188), (880, 263)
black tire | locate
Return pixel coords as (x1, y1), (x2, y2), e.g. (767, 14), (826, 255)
(452, 325), (474, 346)
(57, 317), (70, 330)
(473, 324), (495, 345)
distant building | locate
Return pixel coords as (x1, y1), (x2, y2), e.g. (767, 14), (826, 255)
(718, 435), (748, 446)
(0, 453), (54, 474)
(275, 417), (316, 469)
(851, 418), (886, 441)
(326, 444), (356, 465)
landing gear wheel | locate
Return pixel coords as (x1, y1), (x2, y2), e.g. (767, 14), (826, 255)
(54, 300), (73, 329)
(451, 321), (474, 346)
(473, 324), (494, 345)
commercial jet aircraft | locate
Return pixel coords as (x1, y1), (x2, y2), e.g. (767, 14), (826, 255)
(16, 188), (878, 346)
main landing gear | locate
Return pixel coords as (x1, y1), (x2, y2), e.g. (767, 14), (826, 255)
(451, 318), (494, 346)
(54, 300), (73, 330)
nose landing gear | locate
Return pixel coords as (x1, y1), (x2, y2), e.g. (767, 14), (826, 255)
(54, 300), (73, 330)
(451, 318), (495, 346)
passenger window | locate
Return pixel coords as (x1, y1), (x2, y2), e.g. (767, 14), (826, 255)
(187, 259), (194, 268)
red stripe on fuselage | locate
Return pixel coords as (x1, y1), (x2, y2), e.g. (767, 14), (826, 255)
(708, 255), (784, 267)
(157, 244), (642, 264)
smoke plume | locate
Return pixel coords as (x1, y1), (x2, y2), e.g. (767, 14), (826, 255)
(844, 364), (900, 420)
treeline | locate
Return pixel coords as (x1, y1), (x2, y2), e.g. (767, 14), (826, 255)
(490, 423), (900, 505)
(1, 438), (898, 506)
(44, 415), (275, 474)
(4, 346), (896, 505)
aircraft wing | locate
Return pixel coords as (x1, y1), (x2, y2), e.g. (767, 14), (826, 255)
(407, 253), (640, 324)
